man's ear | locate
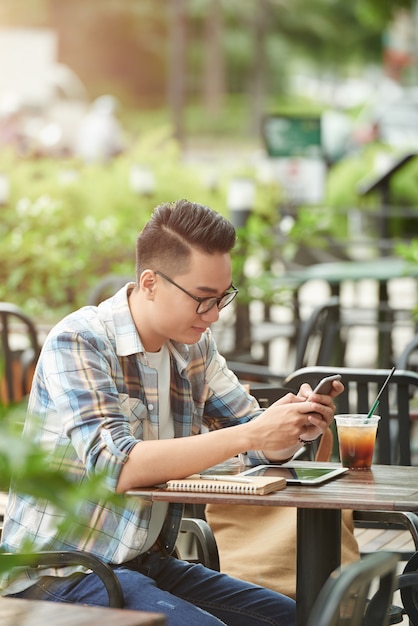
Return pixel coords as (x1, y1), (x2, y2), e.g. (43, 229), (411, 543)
(140, 269), (156, 300)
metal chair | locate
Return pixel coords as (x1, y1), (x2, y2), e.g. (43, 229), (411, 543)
(0, 303), (40, 404)
(0, 516), (219, 608)
(307, 551), (399, 626)
(284, 365), (418, 561)
(0, 549), (124, 607)
(397, 333), (418, 372)
(87, 274), (133, 306)
(247, 384), (292, 407)
(227, 297), (342, 384)
(284, 366), (418, 466)
(396, 550), (418, 624)
(395, 335), (418, 442)
(176, 517), (220, 571)
(294, 296), (342, 369)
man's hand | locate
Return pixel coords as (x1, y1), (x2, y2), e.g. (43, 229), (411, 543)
(248, 378), (344, 459)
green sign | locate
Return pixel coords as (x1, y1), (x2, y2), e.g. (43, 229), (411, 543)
(263, 115), (322, 158)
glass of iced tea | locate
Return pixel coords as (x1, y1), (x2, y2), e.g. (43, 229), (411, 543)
(334, 414), (381, 470)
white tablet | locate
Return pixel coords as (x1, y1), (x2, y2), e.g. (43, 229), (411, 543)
(241, 461), (348, 485)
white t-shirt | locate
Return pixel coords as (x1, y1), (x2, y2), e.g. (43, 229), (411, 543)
(143, 344), (172, 551)
(145, 343), (174, 439)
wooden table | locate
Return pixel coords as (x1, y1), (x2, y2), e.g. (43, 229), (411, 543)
(129, 462), (418, 626)
(0, 596), (166, 626)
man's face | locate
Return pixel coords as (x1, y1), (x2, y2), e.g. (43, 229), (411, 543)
(149, 248), (233, 347)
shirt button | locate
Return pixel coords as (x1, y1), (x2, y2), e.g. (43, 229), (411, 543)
(148, 403), (154, 410)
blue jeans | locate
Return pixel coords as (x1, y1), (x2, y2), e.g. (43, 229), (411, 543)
(10, 551), (295, 626)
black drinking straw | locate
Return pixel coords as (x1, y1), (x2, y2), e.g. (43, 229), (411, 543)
(366, 366), (396, 419)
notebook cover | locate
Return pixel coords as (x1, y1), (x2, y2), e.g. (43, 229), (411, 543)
(166, 474), (286, 495)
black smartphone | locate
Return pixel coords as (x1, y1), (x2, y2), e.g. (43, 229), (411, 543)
(311, 374), (342, 395)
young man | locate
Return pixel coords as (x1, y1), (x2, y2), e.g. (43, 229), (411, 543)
(1, 199), (343, 625)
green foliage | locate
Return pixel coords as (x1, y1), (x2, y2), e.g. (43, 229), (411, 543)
(396, 239), (418, 264)
(0, 404), (117, 505)
(185, 96), (253, 138)
(0, 403), (123, 574)
(0, 132), (205, 318)
(389, 158), (418, 206)
(395, 239), (418, 321)
(0, 126), (286, 321)
(286, 205), (342, 251)
(1, 155), (141, 319)
(354, 0), (413, 30)
(318, 145), (418, 243)
(325, 144), (392, 209)
(271, 142), (418, 267)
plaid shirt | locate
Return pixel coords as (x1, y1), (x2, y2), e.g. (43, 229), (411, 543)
(1, 284), (265, 593)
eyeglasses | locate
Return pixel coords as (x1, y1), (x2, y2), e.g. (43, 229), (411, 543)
(155, 271), (238, 314)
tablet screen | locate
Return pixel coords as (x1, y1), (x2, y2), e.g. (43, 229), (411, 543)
(241, 463), (348, 485)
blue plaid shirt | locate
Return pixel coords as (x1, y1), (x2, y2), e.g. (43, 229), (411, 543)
(1, 284), (266, 593)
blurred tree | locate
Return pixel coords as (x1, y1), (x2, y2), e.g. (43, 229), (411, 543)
(49, 0), (167, 104)
(249, 0), (269, 134)
(202, 0), (225, 117)
(167, 0), (186, 143)
(0, 0), (414, 137)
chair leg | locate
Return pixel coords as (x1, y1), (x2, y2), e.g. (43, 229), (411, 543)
(398, 552), (418, 624)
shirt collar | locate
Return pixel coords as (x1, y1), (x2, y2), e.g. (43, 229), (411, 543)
(102, 282), (143, 357)
(104, 282), (191, 363)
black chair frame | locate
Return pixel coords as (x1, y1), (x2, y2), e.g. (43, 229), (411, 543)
(0, 303), (40, 404)
(0, 549), (124, 607)
(284, 366), (418, 466)
(177, 517), (220, 571)
(228, 296), (341, 385)
(397, 332), (418, 372)
(307, 550), (399, 626)
(0, 517), (219, 609)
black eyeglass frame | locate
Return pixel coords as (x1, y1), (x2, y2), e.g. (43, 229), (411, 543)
(155, 271), (238, 314)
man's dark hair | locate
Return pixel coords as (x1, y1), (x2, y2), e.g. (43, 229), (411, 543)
(135, 199), (236, 279)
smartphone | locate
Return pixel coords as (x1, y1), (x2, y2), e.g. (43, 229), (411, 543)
(311, 374), (342, 395)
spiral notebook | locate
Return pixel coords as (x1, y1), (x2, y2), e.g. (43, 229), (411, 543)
(166, 474), (286, 495)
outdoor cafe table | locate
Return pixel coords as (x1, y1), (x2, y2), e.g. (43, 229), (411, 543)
(0, 596), (166, 626)
(128, 462), (418, 626)
(282, 257), (418, 368)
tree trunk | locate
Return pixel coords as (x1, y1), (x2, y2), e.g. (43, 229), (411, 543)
(249, 0), (268, 135)
(167, 0), (187, 145)
(234, 301), (252, 357)
(203, 0), (225, 117)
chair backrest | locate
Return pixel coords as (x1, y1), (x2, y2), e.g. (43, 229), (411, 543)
(249, 385), (292, 407)
(397, 332), (418, 372)
(88, 274), (133, 306)
(0, 303), (40, 404)
(227, 297), (342, 385)
(294, 296), (341, 370)
(284, 366), (418, 465)
(307, 551), (399, 626)
(0, 545), (124, 608)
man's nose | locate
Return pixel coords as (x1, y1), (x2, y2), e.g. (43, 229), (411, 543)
(200, 305), (220, 323)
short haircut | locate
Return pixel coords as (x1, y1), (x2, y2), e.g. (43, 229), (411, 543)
(135, 199), (236, 280)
